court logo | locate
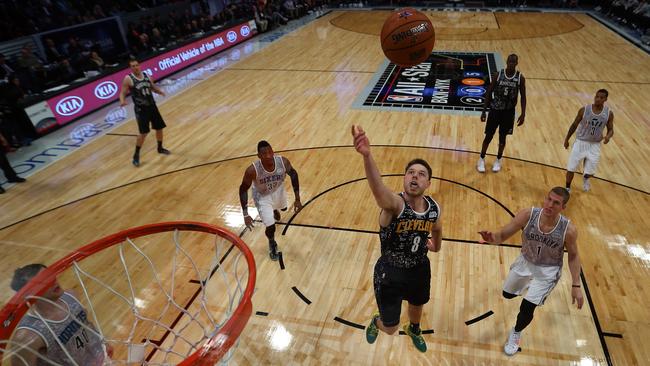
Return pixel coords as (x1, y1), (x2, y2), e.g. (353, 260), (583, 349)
(240, 25), (251, 37)
(55, 96), (84, 116)
(104, 106), (127, 123)
(94, 81), (118, 99)
(227, 31), (238, 43)
(387, 95), (423, 103)
(355, 51), (500, 114)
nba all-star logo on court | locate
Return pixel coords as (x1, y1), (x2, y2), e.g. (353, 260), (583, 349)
(55, 96), (84, 116)
(355, 51), (500, 114)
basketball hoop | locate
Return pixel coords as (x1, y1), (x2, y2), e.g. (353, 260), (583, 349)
(0, 222), (256, 365)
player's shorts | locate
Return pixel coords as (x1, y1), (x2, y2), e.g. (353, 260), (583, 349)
(503, 254), (562, 306)
(134, 105), (166, 134)
(373, 258), (431, 327)
(252, 186), (287, 227)
(485, 108), (516, 136)
(567, 139), (601, 175)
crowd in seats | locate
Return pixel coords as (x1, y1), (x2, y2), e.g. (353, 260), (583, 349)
(596, 0), (650, 42)
(0, 0), (189, 42)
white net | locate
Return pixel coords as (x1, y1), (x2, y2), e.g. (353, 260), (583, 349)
(1, 224), (254, 366)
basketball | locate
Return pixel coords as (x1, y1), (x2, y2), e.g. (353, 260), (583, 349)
(380, 8), (435, 67)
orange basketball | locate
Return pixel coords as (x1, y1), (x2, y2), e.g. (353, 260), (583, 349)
(380, 8), (435, 67)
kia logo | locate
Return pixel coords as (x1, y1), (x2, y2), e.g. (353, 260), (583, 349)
(94, 81), (118, 99)
(55, 96), (84, 116)
(240, 26), (250, 37)
(227, 31), (237, 43)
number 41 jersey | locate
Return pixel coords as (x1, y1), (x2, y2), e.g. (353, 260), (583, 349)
(379, 193), (440, 269)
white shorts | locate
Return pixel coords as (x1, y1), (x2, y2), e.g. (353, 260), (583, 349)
(503, 254), (562, 306)
(567, 139), (601, 175)
(252, 187), (287, 227)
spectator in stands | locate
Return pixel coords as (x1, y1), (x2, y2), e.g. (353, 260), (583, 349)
(15, 46), (46, 92)
(151, 28), (167, 49)
(43, 38), (65, 64)
(0, 132), (27, 194)
(1, 75), (38, 147)
(86, 51), (105, 71)
(0, 54), (15, 81)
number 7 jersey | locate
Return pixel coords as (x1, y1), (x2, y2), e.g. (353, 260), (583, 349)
(521, 207), (570, 267)
(379, 193), (440, 268)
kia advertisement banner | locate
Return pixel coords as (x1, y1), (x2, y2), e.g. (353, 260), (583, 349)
(43, 21), (256, 128)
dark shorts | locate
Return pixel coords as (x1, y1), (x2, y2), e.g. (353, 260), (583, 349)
(373, 258), (431, 327)
(485, 108), (516, 136)
(134, 105), (166, 134)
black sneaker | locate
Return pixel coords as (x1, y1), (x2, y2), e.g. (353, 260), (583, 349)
(132, 156), (140, 167)
(269, 240), (279, 261)
(158, 147), (171, 155)
(7, 177), (26, 183)
(273, 210), (281, 221)
(0, 186), (5, 194)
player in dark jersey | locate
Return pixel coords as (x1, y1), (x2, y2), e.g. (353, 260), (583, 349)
(351, 125), (442, 353)
(119, 58), (170, 167)
(478, 54), (527, 173)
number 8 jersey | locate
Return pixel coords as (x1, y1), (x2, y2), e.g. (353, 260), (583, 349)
(379, 193), (440, 268)
(521, 207), (570, 267)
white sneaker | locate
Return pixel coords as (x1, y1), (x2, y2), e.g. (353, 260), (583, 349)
(477, 158), (486, 173)
(492, 158), (502, 172)
(504, 328), (521, 356)
(583, 177), (591, 192)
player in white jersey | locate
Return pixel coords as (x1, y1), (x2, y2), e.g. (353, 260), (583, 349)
(9, 264), (112, 366)
(479, 187), (583, 357)
(239, 141), (302, 260)
(564, 89), (614, 192)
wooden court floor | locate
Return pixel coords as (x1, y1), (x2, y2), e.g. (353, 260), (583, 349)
(1, 10), (649, 366)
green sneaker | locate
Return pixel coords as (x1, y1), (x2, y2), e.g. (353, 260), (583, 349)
(403, 324), (427, 353)
(365, 312), (380, 344)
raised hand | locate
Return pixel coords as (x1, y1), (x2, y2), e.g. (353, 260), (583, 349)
(351, 125), (370, 157)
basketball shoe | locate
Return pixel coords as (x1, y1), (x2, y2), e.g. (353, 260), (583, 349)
(477, 158), (486, 173)
(504, 328), (521, 356)
(582, 176), (591, 192)
(403, 323), (427, 352)
(366, 312), (380, 344)
(492, 158), (502, 172)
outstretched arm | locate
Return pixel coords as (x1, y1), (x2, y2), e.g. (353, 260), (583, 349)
(239, 165), (256, 228)
(517, 75), (526, 126)
(565, 223), (584, 309)
(603, 110), (614, 144)
(564, 107), (584, 149)
(351, 125), (402, 215)
(283, 157), (302, 212)
(479, 208), (531, 244)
